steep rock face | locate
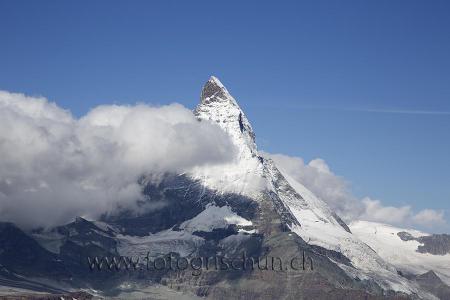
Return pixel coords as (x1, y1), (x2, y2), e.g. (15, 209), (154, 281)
(189, 77), (264, 197)
(195, 76), (257, 159)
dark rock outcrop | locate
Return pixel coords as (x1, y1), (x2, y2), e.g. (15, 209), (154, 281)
(397, 232), (450, 255)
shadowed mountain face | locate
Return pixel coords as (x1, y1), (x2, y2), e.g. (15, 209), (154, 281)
(0, 223), (69, 278)
(412, 271), (450, 300)
(0, 77), (447, 299)
(104, 174), (259, 236)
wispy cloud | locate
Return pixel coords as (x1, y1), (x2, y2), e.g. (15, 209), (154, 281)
(342, 108), (450, 115)
(252, 104), (450, 115)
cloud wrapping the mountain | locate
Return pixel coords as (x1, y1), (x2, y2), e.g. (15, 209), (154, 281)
(266, 153), (447, 229)
(1, 89), (446, 231)
(0, 90), (236, 228)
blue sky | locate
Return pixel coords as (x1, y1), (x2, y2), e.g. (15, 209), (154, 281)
(1, 1), (449, 227)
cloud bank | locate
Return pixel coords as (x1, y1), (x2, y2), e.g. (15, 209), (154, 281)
(266, 153), (447, 230)
(0, 91), (236, 228)
(0, 90), (446, 231)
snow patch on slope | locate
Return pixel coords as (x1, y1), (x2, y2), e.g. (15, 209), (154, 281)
(180, 204), (252, 233)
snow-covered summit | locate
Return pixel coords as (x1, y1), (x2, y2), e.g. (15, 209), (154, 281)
(199, 76), (236, 106)
(188, 77), (264, 196)
(194, 76), (257, 159)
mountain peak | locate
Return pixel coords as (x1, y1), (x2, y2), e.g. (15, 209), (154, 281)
(200, 76), (236, 106)
(195, 76), (257, 157)
(208, 75), (224, 88)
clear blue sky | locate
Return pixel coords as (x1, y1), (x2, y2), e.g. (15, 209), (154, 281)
(1, 1), (449, 223)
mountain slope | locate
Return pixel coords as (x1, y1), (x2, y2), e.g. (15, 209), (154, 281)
(350, 220), (450, 286)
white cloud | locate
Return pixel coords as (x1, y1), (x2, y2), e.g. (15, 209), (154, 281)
(0, 90), (236, 228)
(361, 198), (446, 229)
(266, 153), (447, 230)
(360, 198), (412, 224)
(412, 209), (446, 227)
